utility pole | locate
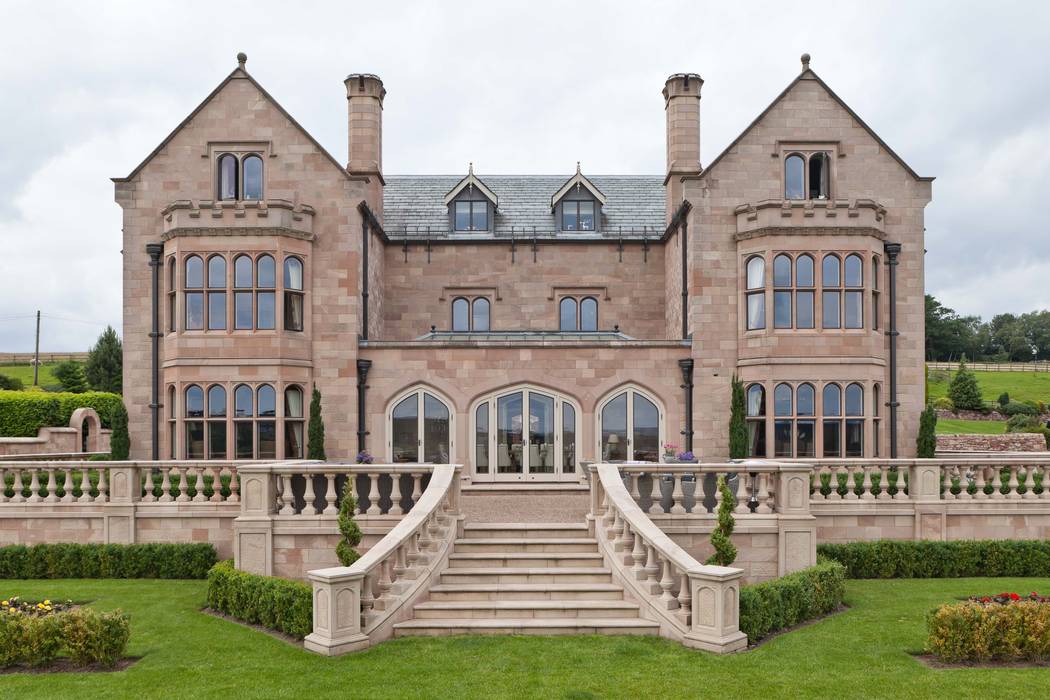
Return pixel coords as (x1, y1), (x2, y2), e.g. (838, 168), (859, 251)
(33, 310), (40, 386)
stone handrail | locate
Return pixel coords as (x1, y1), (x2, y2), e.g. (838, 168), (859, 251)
(304, 464), (463, 656)
(589, 463), (747, 653)
(0, 452), (110, 462)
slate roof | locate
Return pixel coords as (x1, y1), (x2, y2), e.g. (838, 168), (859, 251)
(382, 175), (665, 239)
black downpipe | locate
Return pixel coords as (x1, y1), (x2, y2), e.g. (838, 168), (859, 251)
(361, 214), (369, 340)
(680, 218), (689, 339)
(884, 242), (901, 458)
(146, 243), (164, 460)
(678, 359), (694, 452)
(356, 359), (372, 453)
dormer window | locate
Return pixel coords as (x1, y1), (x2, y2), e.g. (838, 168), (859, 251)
(784, 151), (830, 200)
(552, 164), (606, 233)
(444, 164), (497, 233)
(561, 200), (595, 231)
(455, 200), (488, 232)
(217, 152), (265, 201)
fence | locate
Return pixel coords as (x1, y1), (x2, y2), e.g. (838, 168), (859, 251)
(927, 361), (1050, 373)
(0, 352), (90, 364)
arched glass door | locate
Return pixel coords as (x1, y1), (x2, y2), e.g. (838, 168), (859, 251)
(474, 387), (578, 481)
(389, 389), (452, 463)
(598, 388), (662, 462)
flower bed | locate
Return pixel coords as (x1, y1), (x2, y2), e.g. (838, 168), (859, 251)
(0, 596), (130, 670)
(969, 591), (1050, 605)
(2, 596), (73, 616)
(927, 597), (1050, 663)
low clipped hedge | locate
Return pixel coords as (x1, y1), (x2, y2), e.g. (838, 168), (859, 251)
(0, 390), (123, 437)
(817, 540), (1050, 579)
(927, 600), (1050, 663)
(0, 607), (130, 669)
(739, 560), (846, 643)
(206, 560), (312, 638)
(0, 543), (217, 579)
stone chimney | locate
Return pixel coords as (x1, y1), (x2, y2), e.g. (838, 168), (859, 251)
(663, 73), (703, 222)
(345, 73), (386, 214)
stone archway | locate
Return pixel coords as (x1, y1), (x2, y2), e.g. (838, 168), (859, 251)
(68, 407), (102, 453)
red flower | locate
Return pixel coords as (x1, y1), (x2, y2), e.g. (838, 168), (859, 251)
(1010, 593), (1021, 600)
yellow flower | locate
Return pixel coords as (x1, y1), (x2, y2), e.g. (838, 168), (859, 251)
(1, 600), (7, 606)
(43, 600), (50, 605)
(7, 608), (14, 614)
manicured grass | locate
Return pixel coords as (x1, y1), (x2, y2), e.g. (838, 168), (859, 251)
(928, 368), (1050, 405)
(0, 363), (61, 388)
(936, 418), (1007, 435)
(2, 578), (1050, 698)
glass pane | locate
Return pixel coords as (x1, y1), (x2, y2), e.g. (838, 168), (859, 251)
(797, 384), (815, 416)
(186, 422), (204, 459)
(285, 387), (303, 418)
(471, 202), (487, 231)
(773, 291), (792, 328)
(562, 404), (576, 473)
(284, 292), (303, 331)
(797, 420), (815, 457)
(258, 421), (276, 459)
(578, 201), (595, 231)
(208, 292), (226, 330)
(452, 298), (469, 332)
(472, 298), (490, 332)
(185, 256), (203, 288)
(559, 298), (577, 331)
(234, 385), (253, 417)
(423, 393), (450, 463)
(873, 292), (880, 331)
(746, 257), (764, 289)
(257, 385), (276, 417)
(845, 420), (863, 457)
(873, 385), (881, 417)
(601, 393), (628, 461)
(257, 292), (275, 330)
(497, 392), (524, 474)
(168, 293), (175, 333)
(823, 384), (842, 417)
(234, 256), (253, 288)
(822, 291), (840, 329)
(208, 421), (227, 459)
(632, 393), (659, 462)
(580, 298), (598, 332)
(872, 258), (880, 290)
(796, 255), (814, 287)
(257, 255), (276, 288)
(392, 394), (419, 462)
(747, 293), (765, 330)
(845, 383), (864, 416)
(235, 292), (252, 329)
(529, 393), (555, 474)
(284, 257), (303, 291)
(562, 202), (577, 231)
(746, 385), (765, 417)
(823, 420), (842, 457)
(208, 386), (226, 417)
(185, 386), (204, 417)
(773, 255), (792, 287)
(242, 155), (263, 200)
(822, 255), (840, 287)
(285, 421), (303, 459)
(185, 292), (204, 330)
(235, 422), (253, 459)
(475, 403), (489, 474)
(455, 201), (470, 231)
(218, 155), (238, 200)
(774, 420), (792, 457)
(797, 291), (814, 329)
(208, 256), (225, 288)
(844, 254), (863, 287)
(845, 291), (863, 329)
(874, 420), (880, 458)
(785, 155), (805, 200)
(809, 153), (828, 199)
(747, 420), (766, 457)
(774, 384), (792, 416)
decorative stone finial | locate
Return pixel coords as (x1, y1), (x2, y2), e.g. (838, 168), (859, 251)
(468, 162), (474, 175)
(801, 53), (811, 70)
(576, 161), (581, 174)
(237, 52), (247, 68)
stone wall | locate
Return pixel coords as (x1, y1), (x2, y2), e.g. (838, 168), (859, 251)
(0, 407), (112, 457)
(936, 433), (1047, 452)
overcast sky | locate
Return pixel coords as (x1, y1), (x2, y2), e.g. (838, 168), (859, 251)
(1, 0), (1048, 352)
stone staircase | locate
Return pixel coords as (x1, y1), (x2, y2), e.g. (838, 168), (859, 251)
(392, 522), (659, 637)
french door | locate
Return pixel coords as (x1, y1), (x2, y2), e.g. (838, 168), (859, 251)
(473, 387), (578, 481)
(389, 389), (453, 463)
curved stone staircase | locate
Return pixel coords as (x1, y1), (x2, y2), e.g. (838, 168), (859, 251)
(392, 522), (659, 637)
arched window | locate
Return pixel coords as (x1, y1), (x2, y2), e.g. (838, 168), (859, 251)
(452, 298), (470, 332)
(773, 254), (792, 328)
(580, 297), (598, 332)
(167, 258), (177, 333)
(844, 254), (864, 329)
(746, 256), (765, 330)
(256, 384), (276, 459)
(822, 383), (842, 457)
(785, 154), (805, 200)
(390, 388), (452, 463)
(285, 385), (304, 459)
(845, 383), (864, 457)
(184, 255), (204, 330)
(822, 255), (841, 329)
(167, 385), (177, 459)
(796, 254), (815, 329)
(598, 387), (661, 463)
(745, 384), (766, 457)
(217, 154), (238, 201)
(773, 383), (793, 457)
(185, 385), (205, 459)
(256, 255), (276, 330)
(206, 256), (226, 331)
(234, 256), (253, 330)
(234, 384), (254, 458)
(808, 152), (830, 199)
(207, 385), (227, 459)
(472, 298), (490, 332)
(242, 155), (263, 200)
(475, 402), (489, 475)
(559, 297), (578, 332)
(284, 257), (304, 332)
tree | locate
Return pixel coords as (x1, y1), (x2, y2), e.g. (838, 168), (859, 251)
(53, 360), (88, 393)
(335, 480), (362, 566)
(307, 385), (326, 460)
(705, 476), (737, 566)
(109, 401), (130, 460)
(85, 326), (123, 393)
(916, 404), (937, 458)
(728, 374), (748, 459)
(947, 357), (983, 410)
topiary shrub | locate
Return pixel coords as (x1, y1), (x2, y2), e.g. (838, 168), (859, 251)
(705, 475), (737, 566)
(0, 543), (217, 579)
(336, 480), (362, 567)
(817, 539), (1050, 579)
(307, 385), (326, 460)
(926, 600), (1050, 663)
(997, 392), (1010, 407)
(739, 561), (846, 642)
(916, 404), (937, 458)
(728, 375), (747, 460)
(109, 401), (130, 460)
(206, 560), (312, 638)
(947, 357), (983, 411)
(932, 396), (954, 411)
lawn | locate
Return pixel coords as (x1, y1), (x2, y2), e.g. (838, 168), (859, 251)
(936, 418), (1007, 435)
(928, 368), (1050, 405)
(0, 362), (61, 387)
(2, 578), (1050, 699)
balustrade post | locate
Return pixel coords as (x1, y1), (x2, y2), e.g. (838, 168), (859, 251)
(670, 474), (686, 514)
(974, 466), (988, 500)
(175, 467), (189, 502)
(61, 467), (74, 503)
(733, 473), (750, 514)
(648, 473), (663, 515)
(860, 466), (875, 500)
(303, 472), (318, 515)
(631, 526), (646, 579)
(388, 473), (404, 516)
(11, 469), (26, 503)
(192, 468), (207, 502)
(658, 557), (678, 610)
(775, 464), (817, 575)
(95, 467), (109, 503)
(677, 569), (692, 625)
(1023, 465), (1037, 500)
(233, 464), (279, 576)
(811, 465), (826, 501)
(323, 473), (338, 514)
(207, 466), (223, 502)
(27, 468), (42, 503)
(304, 570), (369, 656)
(910, 461), (947, 541)
(228, 467), (240, 502)
(366, 473), (381, 515)
(756, 472), (774, 514)
(826, 465), (842, 500)
(411, 473), (423, 510)
(1007, 466), (1021, 500)
(644, 543), (661, 595)
(279, 473), (296, 514)
(44, 468), (58, 503)
(159, 467), (173, 502)
(682, 568), (747, 654)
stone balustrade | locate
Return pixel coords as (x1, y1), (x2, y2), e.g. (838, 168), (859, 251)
(265, 463), (433, 517)
(610, 462), (783, 516)
(304, 464), (463, 655)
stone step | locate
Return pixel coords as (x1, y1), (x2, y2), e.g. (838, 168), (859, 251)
(448, 552), (604, 568)
(393, 617), (659, 637)
(428, 583), (626, 601)
(462, 522), (589, 539)
(412, 599), (641, 620)
(439, 567), (612, 584)
(453, 537), (599, 553)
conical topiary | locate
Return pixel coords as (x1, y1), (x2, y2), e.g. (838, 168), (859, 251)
(705, 475), (737, 566)
(729, 374), (748, 459)
(307, 385), (326, 460)
(917, 404), (937, 458)
(109, 401), (130, 460)
(335, 479), (362, 566)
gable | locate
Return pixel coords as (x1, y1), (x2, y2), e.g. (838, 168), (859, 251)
(550, 165), (607, 211)
(443, 165), (499, 208)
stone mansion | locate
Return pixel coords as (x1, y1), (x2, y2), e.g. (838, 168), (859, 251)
(116, 52), (930, 479)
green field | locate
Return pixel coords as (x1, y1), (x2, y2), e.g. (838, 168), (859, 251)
(0, 363), (61, 387)
(1, 577), (1050, 699)
(928, 368), (1050, 405)
(935, 418), (1007, 435)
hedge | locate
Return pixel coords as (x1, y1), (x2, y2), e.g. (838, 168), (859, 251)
(206, 560), (312, 638)
(0, 390), (123, 437)
(739, 561), (846, 643)
(0, 607), (130, 669)
(817, 540), (1050, 579)
(927, 601), (1050, 662)
(0, 543), (217, 579)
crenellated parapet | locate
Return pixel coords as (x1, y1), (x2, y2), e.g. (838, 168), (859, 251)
(161, 198), (316, 240)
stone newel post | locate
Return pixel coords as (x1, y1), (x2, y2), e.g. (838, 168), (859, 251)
(910, 461), (946, 540)
(683, 567), (747, 653)
(775, 463), (818, 575)
(232, 464), (278, 575)
(304, 568), (370, 656)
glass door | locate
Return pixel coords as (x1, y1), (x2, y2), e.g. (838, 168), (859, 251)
(476, 387), (578, 481)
